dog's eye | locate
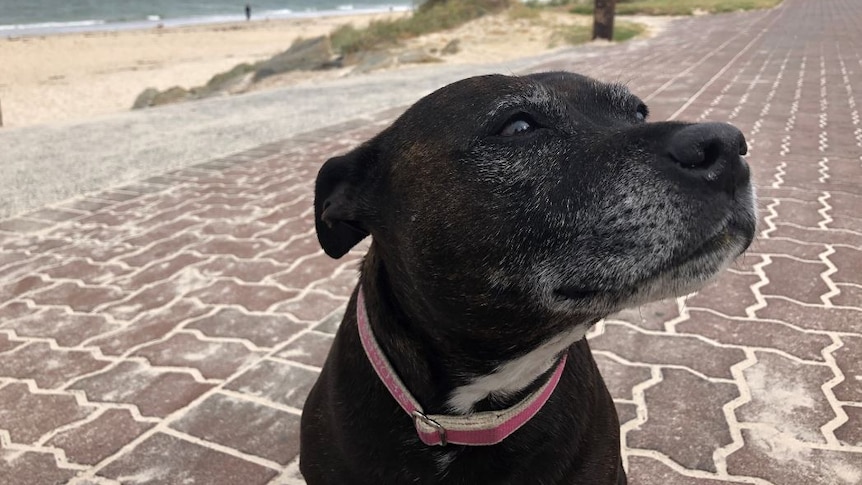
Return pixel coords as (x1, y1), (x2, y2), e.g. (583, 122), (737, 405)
(502, 120), (532, 136)
(499, 116), (535, 137)
(635, 103), (649, 122)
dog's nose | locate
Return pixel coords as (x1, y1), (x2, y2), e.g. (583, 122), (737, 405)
(666, 122), (749, 192)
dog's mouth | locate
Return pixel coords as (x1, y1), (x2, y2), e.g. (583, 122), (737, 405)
(670, 220), (737, 267)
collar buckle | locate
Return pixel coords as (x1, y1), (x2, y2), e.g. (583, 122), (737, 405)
(412, 410), (448, 446)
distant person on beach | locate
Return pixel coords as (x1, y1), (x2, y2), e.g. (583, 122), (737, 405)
(245, 4), (251, 21)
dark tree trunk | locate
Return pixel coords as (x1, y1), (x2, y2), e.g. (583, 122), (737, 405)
(592, 0), (617, 41)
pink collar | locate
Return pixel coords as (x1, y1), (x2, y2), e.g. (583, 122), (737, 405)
(356, 288), (568, 447)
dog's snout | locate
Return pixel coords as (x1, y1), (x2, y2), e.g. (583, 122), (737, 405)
(667, 123), (746, 168)
(666, 122), (749, 192)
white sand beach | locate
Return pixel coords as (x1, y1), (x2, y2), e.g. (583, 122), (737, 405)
(0, 13), (408, 128)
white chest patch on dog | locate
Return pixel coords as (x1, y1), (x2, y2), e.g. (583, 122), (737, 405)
(446, 323), (589, 414)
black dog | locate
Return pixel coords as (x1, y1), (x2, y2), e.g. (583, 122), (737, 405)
(300, 72), (756, 484)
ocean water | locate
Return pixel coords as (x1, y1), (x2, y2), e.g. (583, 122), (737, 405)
(0, 0), (414, 36)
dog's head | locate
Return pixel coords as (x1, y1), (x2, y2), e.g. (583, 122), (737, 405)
(315, 72), (755, 324)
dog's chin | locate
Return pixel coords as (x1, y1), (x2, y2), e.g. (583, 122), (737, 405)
(552, 224), (754, 316)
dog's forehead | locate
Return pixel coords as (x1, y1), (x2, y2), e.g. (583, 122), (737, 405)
(382, 73), (635, 167)
(523, 72), (635, 111)
(409, 74), (538, 113)
(406, 73), (632, 122)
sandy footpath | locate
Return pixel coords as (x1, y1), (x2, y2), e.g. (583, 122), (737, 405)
(0, 12), (409, 128)
(0, 9), (667, 129)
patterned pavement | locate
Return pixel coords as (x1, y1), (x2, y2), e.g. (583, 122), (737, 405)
(1, 0), (861, 483)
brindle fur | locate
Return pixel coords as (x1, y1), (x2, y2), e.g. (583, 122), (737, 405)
(300, 72), (755, 485)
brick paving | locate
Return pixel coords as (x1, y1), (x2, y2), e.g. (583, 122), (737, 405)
(1, 0), (861, 483)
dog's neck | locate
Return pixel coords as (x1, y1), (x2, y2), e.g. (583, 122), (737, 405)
(359, 245), (594, 414)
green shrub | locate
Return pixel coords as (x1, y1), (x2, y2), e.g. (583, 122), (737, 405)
(551, 19), (643, 45)
(509, 2), (543, 20)
(331, 0), (511, 54)
(613, 20), (646, 41)
(551, 24), (592, 46)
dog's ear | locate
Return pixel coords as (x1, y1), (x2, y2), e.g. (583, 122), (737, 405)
(314, 144), (378, 258)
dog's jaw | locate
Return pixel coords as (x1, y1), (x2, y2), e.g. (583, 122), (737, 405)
(539, 181), (757, 317)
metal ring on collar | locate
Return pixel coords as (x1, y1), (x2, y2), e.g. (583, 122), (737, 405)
(412, 410), (447, 446)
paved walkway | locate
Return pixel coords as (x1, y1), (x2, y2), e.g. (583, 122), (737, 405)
(1, 0), (861, 483)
